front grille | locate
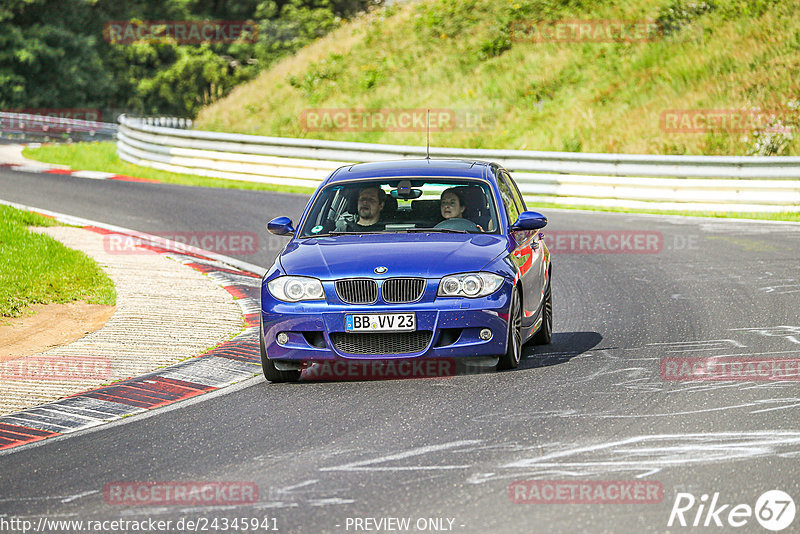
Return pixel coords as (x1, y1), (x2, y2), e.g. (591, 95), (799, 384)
(383, 278), (425, 303)
(330, 331), (433, 355)
(336, 279), (378, 304)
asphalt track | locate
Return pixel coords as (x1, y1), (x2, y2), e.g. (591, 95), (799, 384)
(2, 167), (800, 533)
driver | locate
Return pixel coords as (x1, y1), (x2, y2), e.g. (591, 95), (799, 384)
(336, 186), (386, 232)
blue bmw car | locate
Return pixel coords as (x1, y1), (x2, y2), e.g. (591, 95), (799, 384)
(260, 159), (551, 382)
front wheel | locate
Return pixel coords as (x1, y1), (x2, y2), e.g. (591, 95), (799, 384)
(260, 327), (301, 383)
(497, 289), (522, 370)
(531, 278), (552, 345)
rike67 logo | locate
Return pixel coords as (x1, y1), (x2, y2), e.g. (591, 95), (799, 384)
(668, 490), (795, 531)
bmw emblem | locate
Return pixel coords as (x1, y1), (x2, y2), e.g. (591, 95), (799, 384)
(374, 266), (388, 274)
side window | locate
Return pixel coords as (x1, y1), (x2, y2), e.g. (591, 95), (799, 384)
(327, 189), (346, 222)
(301, 187), (343, 235)
(497, 171), (520, 226)
(503, 171), (527, 212)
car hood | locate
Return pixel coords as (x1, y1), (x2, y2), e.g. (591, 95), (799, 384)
(279, 233), (509, 279)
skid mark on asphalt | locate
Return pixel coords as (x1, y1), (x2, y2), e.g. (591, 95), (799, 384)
(472, 398), (800, 421)
(465, 431), (800, 483)
(669, 266), (800, 300)
(320, 440), (482, 472)
(306, 432), (800, 490)
(495, 331), (800, 421)
(759, 283), (800, 294)
(646, 339), (745, 351)
(734, 326), (800, 345)
(0, 491), (98, 505)
(533, 329), (800, 394)
(112, 479), (355, 517)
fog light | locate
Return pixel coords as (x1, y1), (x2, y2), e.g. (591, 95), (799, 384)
(479, 328), (492, 341)
(277, 332), (289, 345)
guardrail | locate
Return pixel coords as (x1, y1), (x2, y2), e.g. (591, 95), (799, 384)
(0, 112), (118, 143)
(117, 114), (800, 212)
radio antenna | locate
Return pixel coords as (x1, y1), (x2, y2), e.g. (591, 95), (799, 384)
(426, 109), (431, 160)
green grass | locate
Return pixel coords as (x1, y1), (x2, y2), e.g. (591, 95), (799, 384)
(0, 205), (116, 317)
(195, 0), (800, 156)
(22, 142), (317, 194)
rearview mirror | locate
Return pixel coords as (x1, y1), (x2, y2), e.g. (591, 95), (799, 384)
(510, 211), (547, 231)
(267, 216), (295, 236)
(391, 189), (423, 199)
(391, 180), (423, 199)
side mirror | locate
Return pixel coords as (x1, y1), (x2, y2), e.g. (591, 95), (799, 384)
(267, 216), (295, 236)
(510, 211), (547, 231)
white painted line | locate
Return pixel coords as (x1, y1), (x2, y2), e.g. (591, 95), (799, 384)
(236, 298), (261, 315)
(9, 164), (56, 173)
(53, 396), (144, 417)
(32, 407), (107, 425)
(0, 415), (73, 433)
(157, 356), (259, 388)
(71, 170), (116, 180)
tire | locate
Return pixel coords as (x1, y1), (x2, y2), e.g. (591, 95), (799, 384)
(497, 288), (522, 370)
(260, 326), (301, 383)
(531, 276), (552, 346)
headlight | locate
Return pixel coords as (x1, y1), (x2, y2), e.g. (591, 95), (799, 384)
(268, 276), (325, 302)
(437, 272), (504, 298)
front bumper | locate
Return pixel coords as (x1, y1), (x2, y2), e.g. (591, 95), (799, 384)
(261, 291), (512, 362)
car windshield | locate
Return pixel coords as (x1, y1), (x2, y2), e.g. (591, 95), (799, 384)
(298, 178), (500, 238)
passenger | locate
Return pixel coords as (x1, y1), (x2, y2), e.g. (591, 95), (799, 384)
(336, 186), (387, 232)
(440, 188), (467, 220)
(439, 187), (483, 231)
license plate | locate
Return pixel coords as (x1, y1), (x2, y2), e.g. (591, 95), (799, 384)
(345, 313), (416, 332)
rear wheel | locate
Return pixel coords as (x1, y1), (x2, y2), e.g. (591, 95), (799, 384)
(497, 289), (522, 370)
(531, 278), (552, 345)
(260, 327), (301, 383)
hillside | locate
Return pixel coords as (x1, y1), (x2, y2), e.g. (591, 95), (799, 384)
(195, 0), (800, 156)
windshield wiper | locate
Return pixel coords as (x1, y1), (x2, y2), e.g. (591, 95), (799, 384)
(303, 231), (385, 237)
(305, 229), (469, 237)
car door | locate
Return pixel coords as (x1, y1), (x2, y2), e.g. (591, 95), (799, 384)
(499, 169), (545, 325)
